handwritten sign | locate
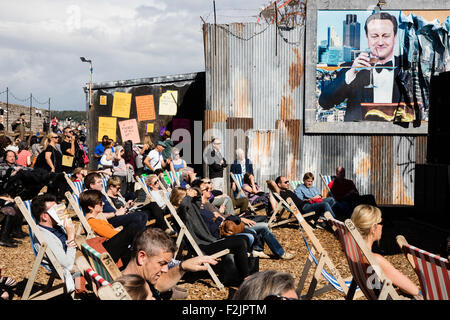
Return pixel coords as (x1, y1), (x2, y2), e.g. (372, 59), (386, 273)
(112, 92), (132, 118)
(99, 95), (107, 105)
(159, 90), (178, 115)
(98, 117), (117, 141)
(119, 119), (140, 144)
(146, 123), (154, 133)
(135, 94), (156, 122)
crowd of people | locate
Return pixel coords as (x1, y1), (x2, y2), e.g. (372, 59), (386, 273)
(0, 123), (426, 301)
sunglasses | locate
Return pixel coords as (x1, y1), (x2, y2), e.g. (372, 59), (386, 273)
(377, 219), (384, 226)
(282, 180), (290, 184)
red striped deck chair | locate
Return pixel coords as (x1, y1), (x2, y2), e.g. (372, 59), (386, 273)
(324, 212), (404, 300)
(75, 256), (131, 300)
(396, 235), (450, 300)
(15, 196), (72, 300)
(159, 190), (230, 291)
(319, 174), (334, 198)
(282, 197), (362, 299)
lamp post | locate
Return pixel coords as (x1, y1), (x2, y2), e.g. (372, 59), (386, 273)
(80, 56), (93, 107)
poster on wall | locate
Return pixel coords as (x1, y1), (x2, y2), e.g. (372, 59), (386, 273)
(119, 119), (140, 144)
(112, 91), (132, 118)
(304, 3), (450, 134)
(159, 90), (178, 115)
(97, 117), (117, 141)
(135, 94), (156, 122)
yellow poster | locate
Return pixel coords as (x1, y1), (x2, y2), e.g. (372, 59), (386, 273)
(112, 91), (132, 118)
(98, 117), (117, 141)
(100, 95), (107, 105)
(146, 123), (154, 133)
(136, 94), (156, 122)
(159, 90), (178, 115)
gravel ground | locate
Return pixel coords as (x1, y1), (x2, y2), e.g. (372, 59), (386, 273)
(0, 206), (448, 301)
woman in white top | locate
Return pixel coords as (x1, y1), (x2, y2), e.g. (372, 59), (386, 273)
(100, 140), (114, 172)
(112, 145), (131, 195)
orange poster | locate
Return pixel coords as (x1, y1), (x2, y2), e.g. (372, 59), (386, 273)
(135, 94), (156, 122)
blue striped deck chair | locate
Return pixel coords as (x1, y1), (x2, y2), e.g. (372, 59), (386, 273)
(281, 197), (362, 300)
(15, 196), (71, 300)
(64, 172), (85, 195)
(80, 241), (122, 284)
(166, 170), (181, 187)
(101, 176), (109, 192)
(230, 173), (265, 213)
(136, 175), (153, 199)
(319, 174), (335, 198)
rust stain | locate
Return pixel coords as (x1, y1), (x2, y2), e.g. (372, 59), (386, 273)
(233, 76), (252, 117)
(280, 95), (294, 120)
(354, 153), (370, 178)
(393, 167), (413, 205)
(288, 48), (304, 92)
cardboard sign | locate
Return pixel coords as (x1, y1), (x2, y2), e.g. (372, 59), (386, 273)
(146, 123), (154, 133)
(159, 90), (178, 115)
(98, 117), (117, 141)
(119, 119), (140, 144)
(100, 95), (107, 105)
(62, 155), (74, 167)
(112, 91), (132, 118)
(135, 94), (156, 122)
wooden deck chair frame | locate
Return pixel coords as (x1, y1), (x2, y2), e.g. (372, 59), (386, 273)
(230, 173), (265, 213)
(282, 197), (362, 299)
(158, 190), (229, 291)
(265, 180), (315, 229)
(319, 173), (334, 198)
(396, 235), (450, 300)
(15, 196), (71, 300)
(324, 212), (404, 300)
(65, 191), (96, 239)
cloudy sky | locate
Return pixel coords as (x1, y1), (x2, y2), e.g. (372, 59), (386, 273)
(0, 0), (269, 111)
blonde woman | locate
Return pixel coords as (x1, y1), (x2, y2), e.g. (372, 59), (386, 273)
(37, 132), (62, 172)
(169, 147), (186, 172)
(351, 204), (422, 299)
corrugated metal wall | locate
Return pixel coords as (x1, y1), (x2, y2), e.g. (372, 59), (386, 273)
(203, 22), (427, 205)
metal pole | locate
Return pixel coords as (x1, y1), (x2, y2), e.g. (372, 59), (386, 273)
(6, 87), (8, 132)
(89, 61), (93, 107)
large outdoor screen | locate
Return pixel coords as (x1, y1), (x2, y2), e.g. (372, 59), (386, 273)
(304, 1), (450, 134)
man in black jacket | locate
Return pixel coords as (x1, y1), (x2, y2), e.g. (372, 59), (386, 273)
(205, 138), (227, 193)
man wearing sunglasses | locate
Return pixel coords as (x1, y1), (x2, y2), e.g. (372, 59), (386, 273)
(60, 126), (78, 173)
(275, 176), (305, 213)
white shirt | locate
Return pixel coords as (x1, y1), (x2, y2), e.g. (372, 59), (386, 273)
(146, 149), (163, 170)
(372, 57), (395, 103)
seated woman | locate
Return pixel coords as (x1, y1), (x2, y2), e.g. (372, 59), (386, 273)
(70, 167), (87, 182)
(79, 189), (137, 267)
(351, 204), (422, 299)
(169, 187), (253, 285)
(294, 172), (336, 229)
(242, 173), (277, 215)
(106, 177), (170, 234)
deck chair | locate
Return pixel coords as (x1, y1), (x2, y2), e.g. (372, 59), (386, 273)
(230, 173), (265, 214)
(319, 174), (334, 198)
(159, 190), (230, 290)
(396, 235), (450, 300)
(64, 172), (85, 195)
(325, 212), (405, 300)
(282, 197), (362, 299)
(79, 240), (122, 284)
(166, 170), (181, 187)
(75, 255), (131, 300)
(65, 191), (96, 239)
(15, 196), (72, 300)
(289, 180), (302, 191)
(266, 180), (315, 229)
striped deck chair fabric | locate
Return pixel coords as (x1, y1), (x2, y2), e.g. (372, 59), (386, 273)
(166, 170), (181, 187)
(289, 180), (302, 190)
(326, 213), (401, 300)
(80, 242), (121, 284)
(64, 172), (85, 195)
(230, 173), (245, 199)
(319, 174), (334, 197)
(397, 236), (450, 300)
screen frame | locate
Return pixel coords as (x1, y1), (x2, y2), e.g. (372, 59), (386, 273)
(304, 0), (450, 134)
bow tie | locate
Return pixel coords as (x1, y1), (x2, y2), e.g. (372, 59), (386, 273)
(375, 61), (393, 73)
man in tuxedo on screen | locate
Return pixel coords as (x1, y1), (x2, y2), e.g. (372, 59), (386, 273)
(319, 12), (407, 121)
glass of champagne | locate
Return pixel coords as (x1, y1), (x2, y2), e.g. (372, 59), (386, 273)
(364, 49), (379, 89)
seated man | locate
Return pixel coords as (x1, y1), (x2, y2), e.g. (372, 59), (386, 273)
(328, 166), (377, 219)
(275, 176), (305, 213)
(122, 228), (218, 300)
(179, 167), (198, 189)
(31, 194), (77, 293)
(83, 172), (147, 233)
